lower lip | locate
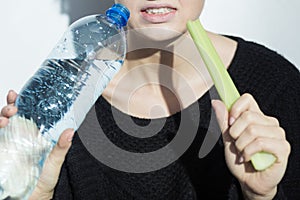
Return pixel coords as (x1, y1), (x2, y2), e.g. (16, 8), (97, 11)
(140, 10), (177, 23)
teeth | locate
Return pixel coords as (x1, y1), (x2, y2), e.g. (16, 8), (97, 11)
(145, 8), (174, 14)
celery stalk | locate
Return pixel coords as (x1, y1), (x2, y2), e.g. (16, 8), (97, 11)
(186, 19), (276, 171)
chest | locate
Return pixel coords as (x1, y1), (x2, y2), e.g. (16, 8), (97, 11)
(102, 76), (213, 119)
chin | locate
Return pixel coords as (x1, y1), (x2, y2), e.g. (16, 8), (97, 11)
(128, 26), (184, 44)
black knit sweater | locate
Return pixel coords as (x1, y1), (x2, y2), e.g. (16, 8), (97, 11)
(53, 36), (300, 199)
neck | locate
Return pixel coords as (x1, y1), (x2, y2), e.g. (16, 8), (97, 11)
(122, 30), (210, 82)
(101, 30), (237, 118)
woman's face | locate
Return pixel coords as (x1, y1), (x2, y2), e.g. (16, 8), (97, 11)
(115, 0), (205, 41)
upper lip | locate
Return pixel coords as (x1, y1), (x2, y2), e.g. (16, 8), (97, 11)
(140, 3), (177, 12)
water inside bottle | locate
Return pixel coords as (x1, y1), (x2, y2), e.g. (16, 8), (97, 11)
(16, 58), (123, 143)
(0, 5), (129, 198)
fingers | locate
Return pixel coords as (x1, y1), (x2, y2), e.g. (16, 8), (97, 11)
(211, 99), (229, 133)
(228, 93), (285, 152)
(229, 111), (282, 140)
(212, 93), (290, 167)
(1, 105), (18, 118)
(4, 90), (18, 116)
(0, 116), (9, 128)
(225, 93), (289, 165)
(6, 90), (18, 105)
(0, 90), (18, 128)
(234, 125), (286, 154)
(211, 99), (233, 147)
(33, 129), (74, 195)
(229, 93), (262, 120)
(0, 104), (18, 128)
(242, 138), (291, 163)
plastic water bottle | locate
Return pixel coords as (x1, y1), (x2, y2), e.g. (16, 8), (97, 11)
(0, 3), (130, 199)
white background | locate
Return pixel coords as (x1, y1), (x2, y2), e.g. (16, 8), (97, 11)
(0, 0), (299, 106)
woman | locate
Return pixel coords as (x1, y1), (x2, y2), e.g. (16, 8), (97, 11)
(1, 0), (299, 199)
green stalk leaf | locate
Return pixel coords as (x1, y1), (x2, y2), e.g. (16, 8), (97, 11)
(186, 19), (276, 171)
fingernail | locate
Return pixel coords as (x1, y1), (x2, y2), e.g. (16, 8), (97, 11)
(229, 117), (235, 126)
(239, 156), (244, 164)
(8, 89), (15, 95)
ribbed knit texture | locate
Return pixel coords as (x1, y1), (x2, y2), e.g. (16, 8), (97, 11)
(53, 36), (300, 199)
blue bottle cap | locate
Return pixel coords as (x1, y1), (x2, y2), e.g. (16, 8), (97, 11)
(106, 3), (130, 27)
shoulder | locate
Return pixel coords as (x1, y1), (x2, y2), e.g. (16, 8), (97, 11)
(223, 35), (300, 110)
(228, 35), (299, 77)
(227, 35), (299, 86)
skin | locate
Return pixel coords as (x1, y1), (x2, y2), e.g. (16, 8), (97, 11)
(115, 0), (204, 41)
(0, 0), (291, 199)
(0, 90), (74, 199)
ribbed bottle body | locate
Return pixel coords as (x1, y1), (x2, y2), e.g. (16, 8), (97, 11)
(0, 4), (129, 199)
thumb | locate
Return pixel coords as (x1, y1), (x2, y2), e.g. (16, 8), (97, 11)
(33, 129), (74, 196)
(211, 100), (231, 145)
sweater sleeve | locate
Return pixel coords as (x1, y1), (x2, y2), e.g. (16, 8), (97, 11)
(270, 66), (300, 200)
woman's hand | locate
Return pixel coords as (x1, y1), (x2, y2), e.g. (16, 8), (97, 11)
(29, 128), (73, 199)
(0, 90), (74, 199)
(0, 90), (18, 128)
(212, 93), (291, 200)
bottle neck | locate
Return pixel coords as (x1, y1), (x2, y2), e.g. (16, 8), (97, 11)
(107, 14), (126, 28)
(105, 3), (130, 27)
